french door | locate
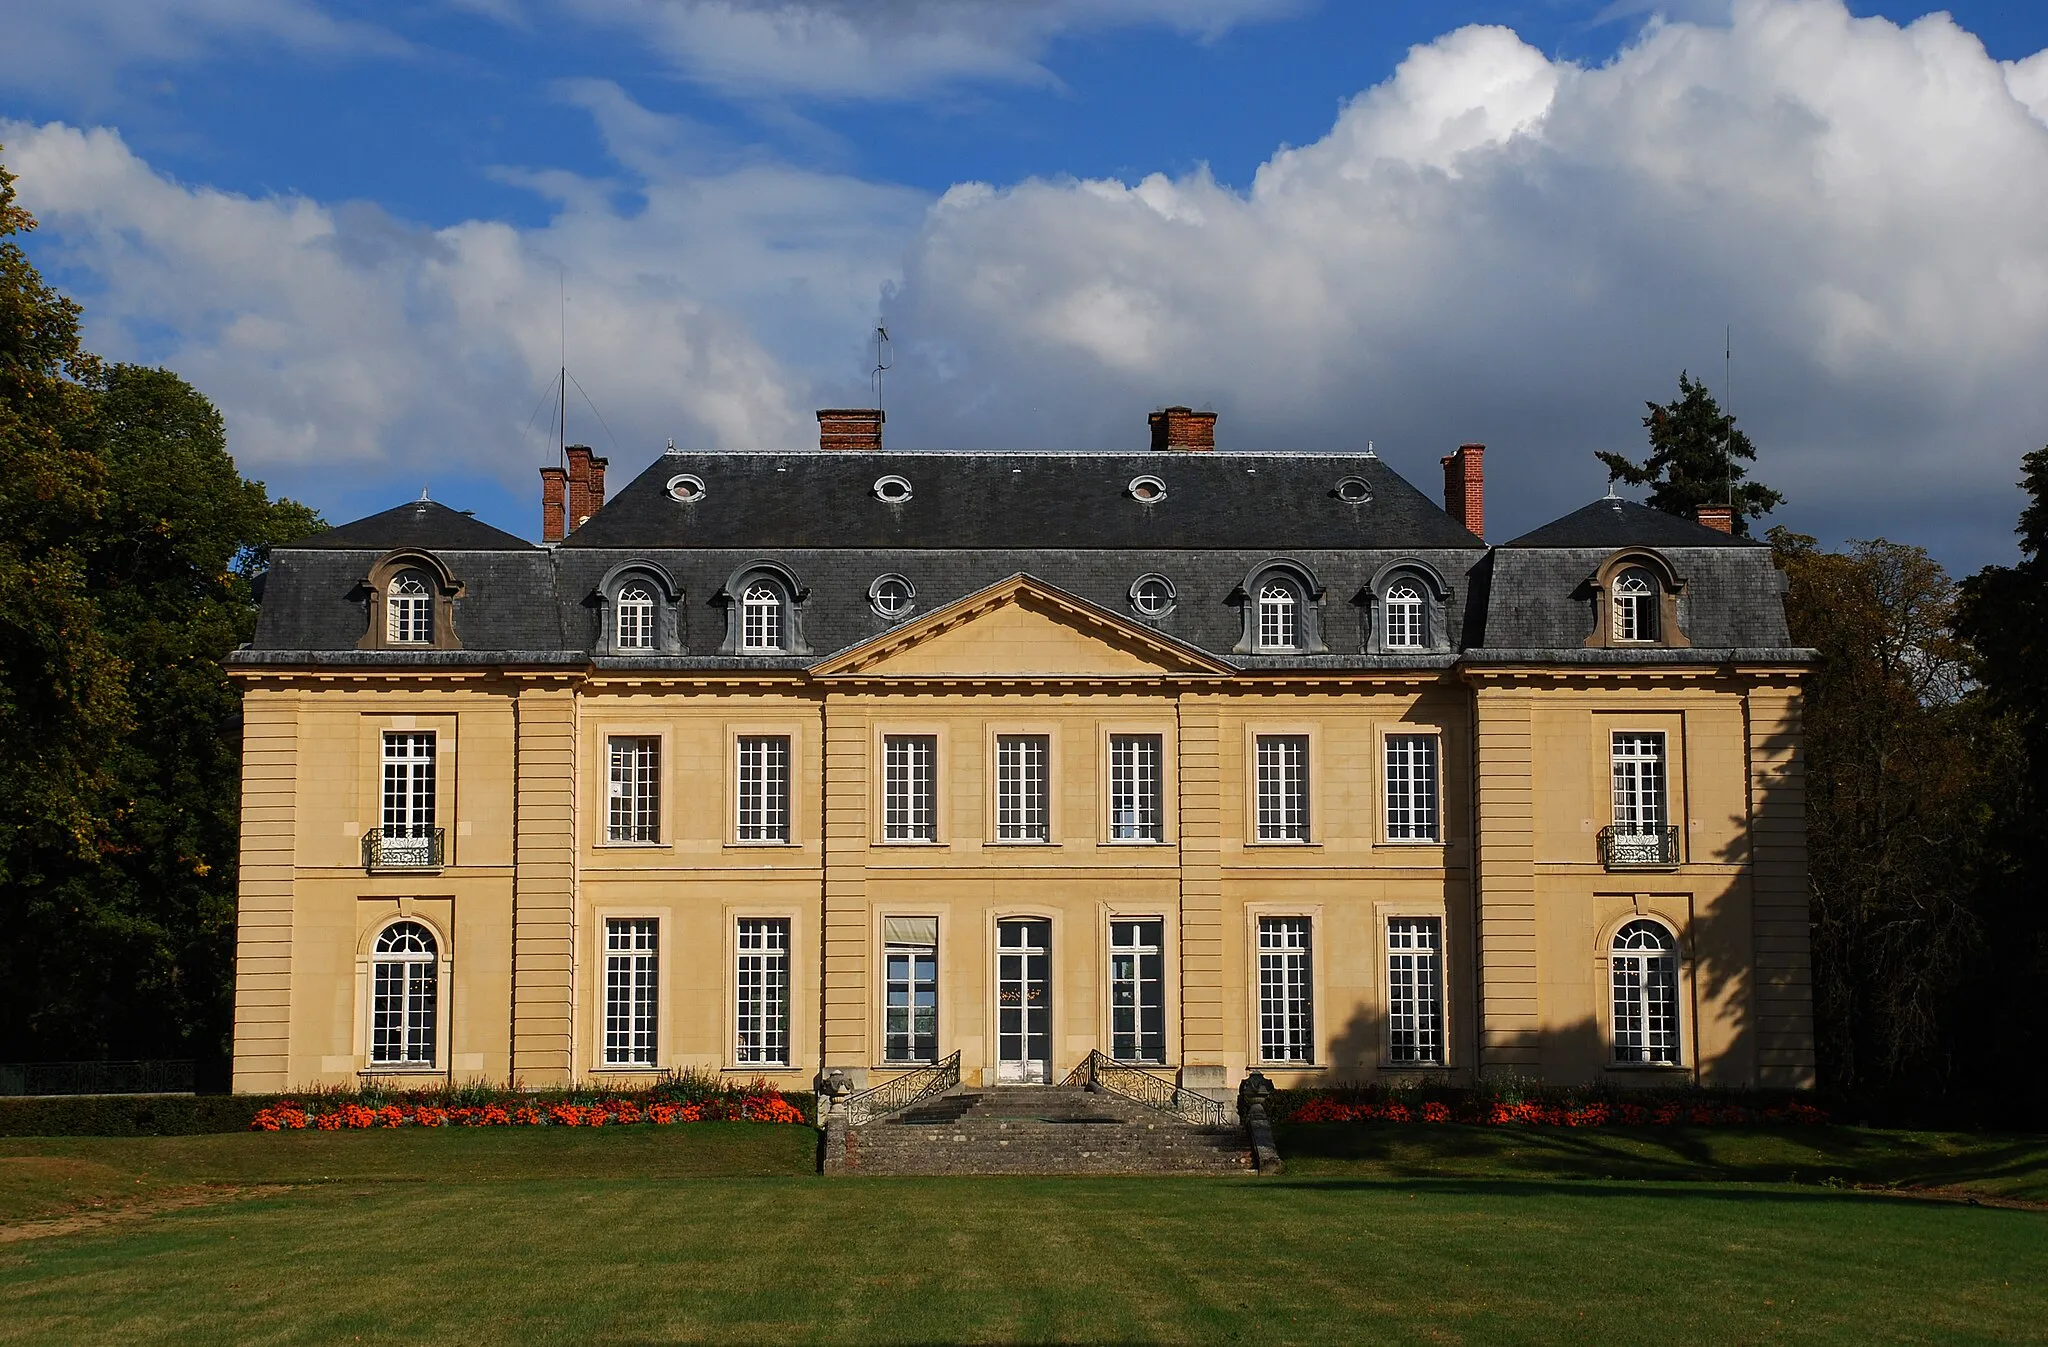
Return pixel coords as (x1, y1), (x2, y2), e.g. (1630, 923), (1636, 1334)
(995, 919), (1052, 1084)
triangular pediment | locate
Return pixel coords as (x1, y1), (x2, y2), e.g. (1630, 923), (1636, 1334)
(811, 575), (1233, 680)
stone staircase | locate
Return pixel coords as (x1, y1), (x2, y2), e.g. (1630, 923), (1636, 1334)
(840, 1085), (1255, 1176)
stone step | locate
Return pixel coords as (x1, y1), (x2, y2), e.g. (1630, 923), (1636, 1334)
(846, 1084), (1255, 1175)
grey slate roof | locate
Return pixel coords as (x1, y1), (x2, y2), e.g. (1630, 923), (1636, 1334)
(237, 455), (1807, 670)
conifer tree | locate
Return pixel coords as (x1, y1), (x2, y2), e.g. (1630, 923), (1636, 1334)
(1598, 371), (1783, 535)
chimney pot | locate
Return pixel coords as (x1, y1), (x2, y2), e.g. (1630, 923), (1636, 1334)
(1696, 504), (1735, 534)
(818, 408), (884, 452)
(539, 466), (567, 544)
(1148, 406), (1217, 452)
(1441, 443), (1486, 539)
(562, 445), (607, 531)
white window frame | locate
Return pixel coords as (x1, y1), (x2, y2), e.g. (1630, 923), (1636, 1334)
(994, 734), (1050, 843)
(368, 920), (439, 1068)
(1385, 917), (1445, 1066)
(1256, 581), (1300, 651)
(606, 735), (661, 844)
(741, 582), (783, 652)
(615, 583), (656, 650)
(379, 731), (437, 865)
(882, 927), (940, 1064)
(1254, 734), (1311, 843)
(1612, 569), (1658, 643)
(1108, 918), (1166, 1064)
(1383, 733), (1440, 843)
(882, 735), (938, 842)
(733, 918), (790, 1067)
(1611, 731), (1668, 837)
(1107, 734), (1164, 843)
(602, 917), (660, 1068)
(1256, 916), (1316, 1064)
(735, 735), (792, 843)
(1610, 919), (1682, 1066)
(386, 571), (432, 645)
(1383, 581), (1426, 650)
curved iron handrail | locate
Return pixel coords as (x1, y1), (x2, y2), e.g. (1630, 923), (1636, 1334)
(844, 1051), (961, 1126)
(1065, 1050), (1229, 1129)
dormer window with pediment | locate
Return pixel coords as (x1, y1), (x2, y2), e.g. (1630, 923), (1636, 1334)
(595, 562), (683, 656)
(1586, 551), (1690, 650)
(358, 550), (463, 652)
(717, 562), (811, 656)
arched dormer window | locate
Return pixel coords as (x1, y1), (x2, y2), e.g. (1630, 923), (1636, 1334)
(370, 920), (440, 1068)
(1233, 561), (1327, 655)
(1610, 919), (1681, 1066)
(358, 550), (463, 652)
(594, 561), (683, 657)
(1361, 559), (1452, 655)
(717, 562), (810, 656)
(387, 572), (432, 644)
(1586, 551), (1689, 650)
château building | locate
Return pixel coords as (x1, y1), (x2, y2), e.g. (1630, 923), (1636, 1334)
(228, 407), (1814, 1098)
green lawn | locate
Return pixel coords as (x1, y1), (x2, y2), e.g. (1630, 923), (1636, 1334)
(1, 1125), (2043, 1344)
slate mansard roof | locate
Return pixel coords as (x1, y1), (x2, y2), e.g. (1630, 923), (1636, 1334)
(239, 450), (1806, 669)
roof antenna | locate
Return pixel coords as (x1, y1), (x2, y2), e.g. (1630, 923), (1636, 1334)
(1364, 439), (1378, 458)
(666, 437), (677, 454)
(557, 264), (568, 475)
(1725, 323), (1736, 509)
(871, 324), (892, 409)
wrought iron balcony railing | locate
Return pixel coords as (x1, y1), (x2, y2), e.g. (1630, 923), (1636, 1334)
(844, 1051), (961, 1126)
(1598, 825), (1681, 870)
(1062, 1049), (1231, 1129)
(363, 827), (445, 871)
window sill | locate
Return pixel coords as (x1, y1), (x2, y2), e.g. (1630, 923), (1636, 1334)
(595, 1064), (666, 1074)
(1254, 1061), (1325, 1071)
(1379, 1061), (1449, 1072)
(984, 839), (1057, 847)
(360, 1066), (441, 1077)
(1100, 838), (1169, 847)
(725, 1063), (794, 1073)
(1246, 839), (1320, 848)
(1605, 1062), (1689, 1073)
(1378, 839), (1444, 848)
(875, 837), (944, 847)
(727, 840), (799, 848)
(597, 840), (670, 850)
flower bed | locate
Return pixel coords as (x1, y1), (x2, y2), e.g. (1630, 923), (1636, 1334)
(1273, 1081), (1827, 1129)
(247, 1074), (810, 1132)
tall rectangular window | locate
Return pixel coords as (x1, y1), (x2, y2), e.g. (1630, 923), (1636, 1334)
(734, 919), (790, 1066)
(603, 918), (658, 1067)
(883, 917), (939, 1063)
(1255, 735), (1310, 842)
(607, 736), (660, 843)
(736, 736), (791, 842)
(995, 735), (1050, 842)
(1258, 917), (1315, 1062)
(1611, 732), (1668, 836)
(1109, 919), (1166, 1063)
(1108, 735), (1164, 842)
(1384, 734), (1440, 842)
(380, 731), (436, 866)
(1386, 918), (1444, 1065)
(883, 735), (937, 842)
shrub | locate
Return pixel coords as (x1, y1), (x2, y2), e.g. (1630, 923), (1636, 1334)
(1269, 1077), (1827, 1129)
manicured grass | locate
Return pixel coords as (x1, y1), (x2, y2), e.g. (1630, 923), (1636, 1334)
(0, 1126), (2043, 1344)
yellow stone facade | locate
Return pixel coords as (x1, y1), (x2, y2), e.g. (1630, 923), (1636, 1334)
(231, 576), (1814, 1095)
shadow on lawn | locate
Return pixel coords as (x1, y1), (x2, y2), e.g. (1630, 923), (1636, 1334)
(1253, 1176), (2034, 1208)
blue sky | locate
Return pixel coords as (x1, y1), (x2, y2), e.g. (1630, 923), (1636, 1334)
(5, 1), (2048, 566)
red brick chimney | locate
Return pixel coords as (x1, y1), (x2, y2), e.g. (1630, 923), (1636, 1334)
(564, 445), (607, 532)
(1441, 443), (1485, 539)
(818, 409), (884, 451)
(1696, 504), (1734, 533)
(539, 466), (567, 544)
(1148, 406), (1217, 451)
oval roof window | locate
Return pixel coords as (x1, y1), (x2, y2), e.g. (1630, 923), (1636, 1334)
(1130, 573), (1176, 619)
(1127, 474), (1168, 504)
(869, 574), (915, 620)
(667, 474), (706, 502)
(1335, 476), (1371, 503)
(873, 474), (913, 504)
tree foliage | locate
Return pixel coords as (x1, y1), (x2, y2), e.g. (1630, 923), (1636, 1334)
(0, 148), (321, 1064)
(1600, 372), (1784, 535)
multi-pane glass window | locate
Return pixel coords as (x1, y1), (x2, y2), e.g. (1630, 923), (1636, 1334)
(615, 583), (655, 649)
(380, 731), (436, 866)
(1255, 734), (1310, 842)
(1386, 918), (1444, 1065)
(1258, 917), (1315, 1062)
(370, 921), (438, 1066)
(1384, 582), (1426, 649)
(386, 572), (431, 644)
(736, 736), (791, 842)
(603, 918), (659, 1067)
(1611, 920), (1680, 1064)
(1384, 734), (1440, 842)
(606, 736), (660, 843)
(1612, 569), (1658, 642)
(1256, 582), (1299, 650)
(1108, 734), (1163, 842)
(995, 735), (1050, 842)
(1109, 919), (1166, 1063)
(883, 917), (939, 1063)
(1611, 732), (1668, 836)
(734, 919), (790, 1066)
(882, 735), (937, 842)
(741, 583), (783, 650)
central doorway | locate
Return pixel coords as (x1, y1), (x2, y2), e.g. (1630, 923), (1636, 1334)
(995, 919), (1052, 1084)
